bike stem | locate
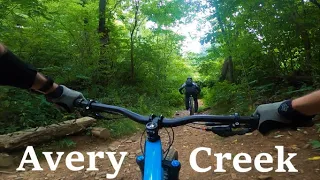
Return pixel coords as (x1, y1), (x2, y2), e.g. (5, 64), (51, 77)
(146, 114), (164, 142)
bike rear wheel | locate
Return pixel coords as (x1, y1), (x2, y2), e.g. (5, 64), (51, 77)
(189, 96), (195, 115)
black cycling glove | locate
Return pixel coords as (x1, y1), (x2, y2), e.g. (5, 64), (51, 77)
(254, 100), (315, 134)
(278, 100), (315, 127)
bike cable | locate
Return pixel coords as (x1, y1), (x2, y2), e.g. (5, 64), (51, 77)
(186, 124), (208, 130)
(139, 129), (147, 155)
(163, 127), (174, 159)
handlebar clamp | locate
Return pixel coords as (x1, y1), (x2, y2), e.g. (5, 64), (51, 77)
(85, 100), (97, 110)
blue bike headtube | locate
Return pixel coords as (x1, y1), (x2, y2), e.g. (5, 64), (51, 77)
(143, 139), (163, 180)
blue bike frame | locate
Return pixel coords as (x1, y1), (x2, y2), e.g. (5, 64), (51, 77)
(143, 139), (163, 180)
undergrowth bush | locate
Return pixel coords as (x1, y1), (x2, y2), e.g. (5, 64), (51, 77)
(310, 124), (320, 151)
(0, 87), (64, 134)
(203, 81), (255, 115)
(93, 86), (184, 138)
(0, 83), (184, 137)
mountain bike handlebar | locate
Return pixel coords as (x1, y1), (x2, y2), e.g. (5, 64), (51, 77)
(75, 99), (260, 129)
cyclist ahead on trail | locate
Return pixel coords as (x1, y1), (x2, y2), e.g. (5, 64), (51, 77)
(179, 77), (201, 113)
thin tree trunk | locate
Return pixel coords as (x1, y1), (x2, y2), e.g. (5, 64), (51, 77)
(130, 34), (134, 80)
(130, 0), (140, 81)
(301, 30), (312, 68)
(300, 0), (312, 72)
(80, 0), (91, 57)
(95, 0), (110, 83)
(219, 56), (234, 82)
(98, 0), (109, 46)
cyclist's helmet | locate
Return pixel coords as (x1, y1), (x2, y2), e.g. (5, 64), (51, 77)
(186, 77), (193, 86)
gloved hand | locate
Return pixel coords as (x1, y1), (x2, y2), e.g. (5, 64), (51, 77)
(45, 85), (85, 112)
(254, 100), (314, 135)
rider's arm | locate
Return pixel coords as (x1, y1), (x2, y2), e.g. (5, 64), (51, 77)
(194, 83), (201, 93)
(0, 44), (58, 94)
(292, 90), (320, 115)
(0, 44), (37, 89)
(178, 83), (185, 94)
(0, 43), (84, 112)
(32, 73), (59, 94)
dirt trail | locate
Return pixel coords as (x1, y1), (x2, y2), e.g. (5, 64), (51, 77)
(1, 100), (320, 180)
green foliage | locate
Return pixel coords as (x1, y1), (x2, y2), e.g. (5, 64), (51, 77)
(310, 141), (320, 151)
(32, 138), (77, 159)
(203, 82), (254, 115)
(197, 0), (320, 115)
(97, 119), (142, 139)
(0, 0), (196, 135)
(141, 0), (192, 26)
(309, 124), (320, 151)
(201, 0), (320, 86)
(94, 88), (185, 138)
(53, 138), (77, 149)
(198, 58), (223, 86)
(0, 87), (64, 134)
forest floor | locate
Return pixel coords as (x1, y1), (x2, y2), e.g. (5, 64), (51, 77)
(1, 100), (320, 180)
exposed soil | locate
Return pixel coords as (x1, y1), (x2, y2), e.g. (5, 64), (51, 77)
(1, 100), (319, 180)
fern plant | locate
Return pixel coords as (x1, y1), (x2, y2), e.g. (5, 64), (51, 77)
(310, 124), (320, 151)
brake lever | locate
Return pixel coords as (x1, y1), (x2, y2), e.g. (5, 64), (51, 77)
(209, 126), (252, 137)
(80, 110), (103, 118)
(94, 113), (106, 119)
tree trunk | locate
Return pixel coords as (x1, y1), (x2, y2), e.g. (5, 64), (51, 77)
(130, 0), (140, 81)
(0, 117), (96, 151)
(80, 0), (91, 57)
(98, 0), (110, 73)
(95, 0), (110, 84)
(301, 29), (312, 69)
(219, 56), (234, 82)
(91, 127), (110, 139)
(98, 0), (109, 46)
(300, 0), (312, 71)
(130, 33), (135, 81)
